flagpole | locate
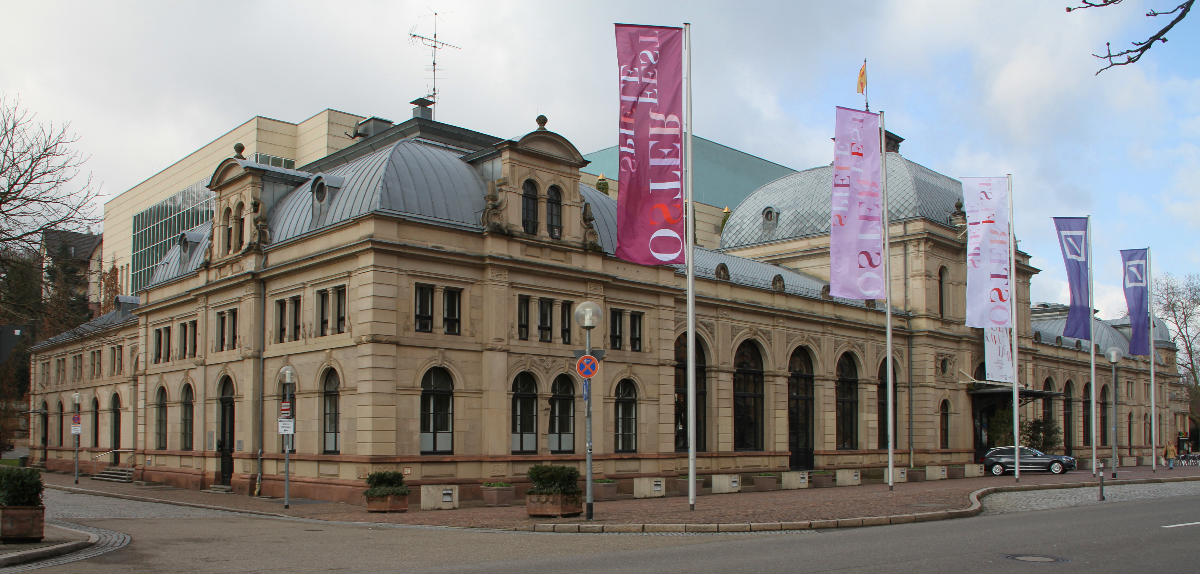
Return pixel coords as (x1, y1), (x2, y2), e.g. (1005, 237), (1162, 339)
(863, 58), (869, 112)
(1148, 247), (1157, 472)
(879, 110), (894, 490)
(683, 22), (698, 512)
(1008, 174), (1020, 482)
(1088, 216), (1097, 476)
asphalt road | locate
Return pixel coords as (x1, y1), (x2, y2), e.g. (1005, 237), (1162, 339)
(31, 487), (1200, 573)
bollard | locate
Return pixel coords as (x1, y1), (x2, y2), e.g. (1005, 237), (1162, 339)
(1098, 462), (1105, 501)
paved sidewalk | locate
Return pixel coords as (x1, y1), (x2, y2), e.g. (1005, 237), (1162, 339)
(35, 465), (1200, 532)
(0, 523), (94, 567)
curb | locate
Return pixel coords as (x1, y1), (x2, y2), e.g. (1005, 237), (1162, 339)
(530, 474), (1200, 534)
(0, 525), (97, 567)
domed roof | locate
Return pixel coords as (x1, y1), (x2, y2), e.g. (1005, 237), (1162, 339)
(270, 140), (486, 244)
(720, 152), (962, 249)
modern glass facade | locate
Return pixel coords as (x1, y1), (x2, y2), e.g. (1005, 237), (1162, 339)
(131, 180), (214, 292)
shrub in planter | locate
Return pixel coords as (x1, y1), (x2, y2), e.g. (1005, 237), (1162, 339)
(0, 467), (44, 542)
(526, 464), (582, 517)
(363, 471), (409, 513)
(481, 481), (515, 507)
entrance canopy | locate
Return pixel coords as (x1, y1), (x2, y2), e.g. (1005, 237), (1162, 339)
(966, 380), (1063, 406)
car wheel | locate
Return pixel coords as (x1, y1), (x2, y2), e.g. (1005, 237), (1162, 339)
(990, 463), (1005, 476)
(1049, 461), (1064, 474)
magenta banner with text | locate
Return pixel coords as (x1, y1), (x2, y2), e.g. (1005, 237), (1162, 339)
(614, 24), (685, 265)
(829, 106), (883, 299)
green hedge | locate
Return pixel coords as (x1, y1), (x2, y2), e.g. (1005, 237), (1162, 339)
(527, 464), (581, 495)
(364, 471), (409, 497)
(0, 467), (42, 506)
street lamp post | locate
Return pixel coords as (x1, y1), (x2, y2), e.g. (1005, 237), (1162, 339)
(1106, 348), (1121, 479)
(574, 301), (602, 522)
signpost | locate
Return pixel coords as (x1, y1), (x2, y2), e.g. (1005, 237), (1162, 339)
(72, 393), (80, 484)
(279, 401), (293, 508)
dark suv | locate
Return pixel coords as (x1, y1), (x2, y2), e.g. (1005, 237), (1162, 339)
(983, 446), (1076, 476)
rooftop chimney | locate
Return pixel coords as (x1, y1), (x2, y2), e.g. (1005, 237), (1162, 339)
(884, 130), (904, 153)
(355, 117), (394, 139)
(410, 97), (434, 120)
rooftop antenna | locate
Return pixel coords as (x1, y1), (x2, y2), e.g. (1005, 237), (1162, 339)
(409, 11), (460, 120)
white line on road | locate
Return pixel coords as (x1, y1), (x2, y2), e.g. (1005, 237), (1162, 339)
(1161, 521), (1200, 529)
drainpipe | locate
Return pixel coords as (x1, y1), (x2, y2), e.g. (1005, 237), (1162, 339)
(254, 277), (266, 496)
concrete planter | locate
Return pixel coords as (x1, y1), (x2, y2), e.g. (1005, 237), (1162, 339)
(810, 473), (835, 488)
(670, 477), (705, 497)
(364, 493), (409, 513)
(0, 506), (44, 542)
(481, 486), (515, 507)
(947, 465), (966, 479)
(906, 468), (927, 482)
(752, 475), (778, 491)
(526, 493), (583, 517)
(592, 481), (618, 501)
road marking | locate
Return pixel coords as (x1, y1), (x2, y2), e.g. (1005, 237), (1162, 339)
(1161, 521), (1200, 529)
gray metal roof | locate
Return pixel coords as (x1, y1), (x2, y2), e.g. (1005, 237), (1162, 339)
(145, 222), (210, 288)
(720, 152), (962, 249)
(270, 140), (486, 244)
(30, 299), (139, 351)
(580, 183), (617, 254)
(1031, 315), (1169, 364)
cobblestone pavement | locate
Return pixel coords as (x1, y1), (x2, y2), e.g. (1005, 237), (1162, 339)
(982, 480), (1200, 514)
(38, 465), (1200, 531)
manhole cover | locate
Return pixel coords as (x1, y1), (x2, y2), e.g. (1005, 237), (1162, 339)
(1007, 554), (1066, 563)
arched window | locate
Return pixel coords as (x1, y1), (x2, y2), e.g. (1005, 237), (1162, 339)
(39, 401), (48, 450)
(111, 393), (122, 460)
(1099, 385), (1109, 446)
(1063, 381), (1075, 452)
(788, 347), (815, 469)
(733, 341), (764, 451)
(974, 362), (986, 382)
(233, 202), (245, 251)
(1082, 383), (1092, 447)
(877, 360), (899, 449)
(1127, 412), (1132, 452)
(836, 353), (859, 450)
(222, 207), (232, 255)
(938, 266), (949, 318)
(1144, 414), (1151, 452)
(615, 379), (638, 453)
(181, 384), (194, 451)
(674, 334), (708, 452)
(939, 400), (951, 449)
(548, 375), (574, 453)
(91, 397), (100, 448)
(546, 185), (563, 239)
(511, 372), (537, 454)
(57, 401), (64, 447)
(1042, 378), (1055, 423)
(420, 367), (454, 454)
(155, 387), (167, 450)
(322, 370), (340, 454)
(521, 180), (539, 235)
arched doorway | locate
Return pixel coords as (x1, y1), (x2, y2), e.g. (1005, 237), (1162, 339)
(788, 347), (815, 469)
(733, 341), (764, 451)
(218, 377), (235, 486)
(110, 394), (121, 465)
(674, 334), (707, 452)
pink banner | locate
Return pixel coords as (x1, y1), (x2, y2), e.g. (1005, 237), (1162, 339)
(614, 24), (685, 265)
(829, 107), (883, 299)
(962, 177), (1011, 328)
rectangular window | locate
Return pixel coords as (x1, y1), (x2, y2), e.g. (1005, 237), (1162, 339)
(188, 320), (197, 357)
(443, 288), (461, 335)
(517, 295), (530, 340)
(560, 301), (572, 345)
(317, 289), (329, 336)
(153, 329), (162, 363)
(630, 312), (643, 352)
(414, 284), (434, 333)
(289, 297), (300, 341)
(276, 299), (287, 343)
(178, 322), (189, 359)
(334, 286), (347, 334)
(228, 308), (237, 350)
(216, 312), (226, 351)
(114, 346), (123, 374)
(610, 309), (624, 350)
(163, 327), (171, 362)
(538, 298), (553, 342)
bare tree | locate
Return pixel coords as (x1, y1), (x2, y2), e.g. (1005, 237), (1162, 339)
(1067, 0), (1194, 74)
(0, 95), (100, 262)
(1155, 273), (1200, 387)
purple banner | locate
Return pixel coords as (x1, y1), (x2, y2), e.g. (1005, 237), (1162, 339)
(1121, 248), (1150, 356)
(1053, 217), (1091, 340)
(829, 107), (883, 299)
(614, 24), (685, 265)
(962, 177), (1011, 328)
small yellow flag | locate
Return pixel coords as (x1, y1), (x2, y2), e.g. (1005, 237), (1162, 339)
(857, 61), (867, 94)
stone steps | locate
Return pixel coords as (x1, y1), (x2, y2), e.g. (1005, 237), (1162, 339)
(91, 467), (135, 483)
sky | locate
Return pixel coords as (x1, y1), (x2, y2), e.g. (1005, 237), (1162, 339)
(3, 0), (1197, 320)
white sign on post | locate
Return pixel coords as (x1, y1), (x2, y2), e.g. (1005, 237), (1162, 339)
(70, 424), (81, 435)
(278, 418), (295, 435)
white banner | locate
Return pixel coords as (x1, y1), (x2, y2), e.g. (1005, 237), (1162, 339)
(984, 327), (1014, 383)
(962, 177), (1011, 328)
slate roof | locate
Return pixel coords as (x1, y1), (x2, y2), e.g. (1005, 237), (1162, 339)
(30, 295), (139, 351)
(146, 222), (211, 288)
(720, 152), (962, 249)
(1030, 308), (1172, 364)
(42, 229), (101, 260)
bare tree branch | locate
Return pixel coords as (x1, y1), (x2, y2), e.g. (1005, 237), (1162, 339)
(1155, 273), (1200, 387)
(0, 95), (101, 260)
(1067, 0), (1194, 74)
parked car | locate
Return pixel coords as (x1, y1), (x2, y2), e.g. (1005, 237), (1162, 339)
(983, 446), (1076, 475)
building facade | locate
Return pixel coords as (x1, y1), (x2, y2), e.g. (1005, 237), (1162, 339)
(30, 107), (1188, 504)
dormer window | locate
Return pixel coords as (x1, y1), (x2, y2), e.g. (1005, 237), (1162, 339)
(314, 180), (328, 203)
(762, 206), (777, 223)
(715, 263), (730, 281)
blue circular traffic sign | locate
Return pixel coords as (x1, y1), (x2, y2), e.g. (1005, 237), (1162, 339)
(576, 355), (599, 379)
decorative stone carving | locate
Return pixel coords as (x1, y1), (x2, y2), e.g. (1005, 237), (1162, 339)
(482, 186), (507, 233)
(581, 203), (601, 251)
